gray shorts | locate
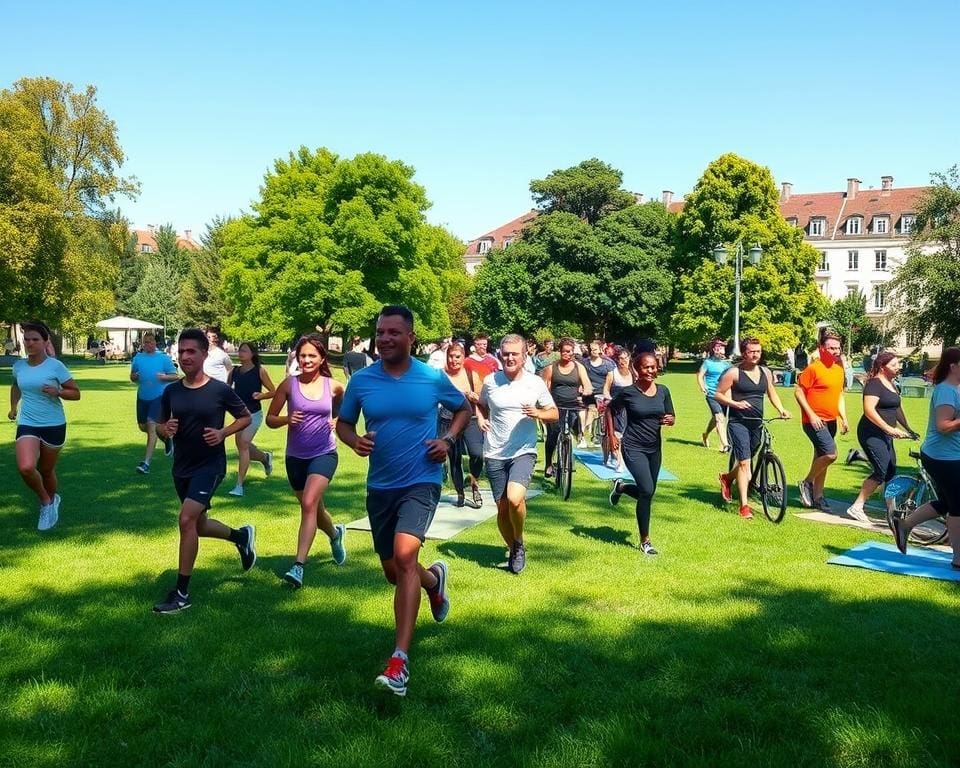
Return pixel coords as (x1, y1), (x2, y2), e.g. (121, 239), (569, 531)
(366, 483), (440, 561)
(485, 453), (536, 501)
(802, 420), (838, 457)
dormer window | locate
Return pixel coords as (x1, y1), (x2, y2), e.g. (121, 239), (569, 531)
(873, 216), (889, 234)
(809, 218), (825, 236)
(141, 244), (152, 253)
(845, 216), (862, 235)
(787, 217), (798, 227)
(502, 237), (513, 249)
(477, 240), (491, 254)
(901, 215), (915, 234)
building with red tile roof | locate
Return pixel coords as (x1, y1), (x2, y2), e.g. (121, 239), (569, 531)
(463, 210), (539, 274)
(132, 226), (200, 255)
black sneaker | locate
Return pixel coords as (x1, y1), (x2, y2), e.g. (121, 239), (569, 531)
(845, 448), (857, 466)
(136, 461), (150, 474)
(153, 589), (191, 614)
(640, 540), (659, 556)
(609, 480), (623, 506)
(237, 524), (257, 571)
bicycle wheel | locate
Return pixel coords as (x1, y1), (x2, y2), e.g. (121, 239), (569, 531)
(553, 436), (563, 490)
(884, 476), (948, 546)
(759, 453), (788, 523)
(559, 435), (574, 501)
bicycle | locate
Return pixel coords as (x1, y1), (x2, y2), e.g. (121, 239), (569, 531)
(589, 394), (609, 447)
(727, 416), (789, 523)
(553, 405), (582, 501)
(884, 448), (948, 546)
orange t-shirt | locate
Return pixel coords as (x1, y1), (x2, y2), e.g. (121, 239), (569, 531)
(797, 358), (844, 424)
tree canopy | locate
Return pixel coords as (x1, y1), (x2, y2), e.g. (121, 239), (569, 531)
(219, 147), (466, 342)
(669, 153), (826, 353)
(529, 158), (635, 225)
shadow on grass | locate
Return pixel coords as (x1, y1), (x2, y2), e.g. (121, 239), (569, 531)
(570, 524), (632, 547)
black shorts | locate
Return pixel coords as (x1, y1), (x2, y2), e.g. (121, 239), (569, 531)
(136, 396), (162, 424)
(485, 453), (536, 501)
(16, 424), (66, 448)
(173, 471), (224, 511)
(727, 420), (761, 463)
(921, 452), (960, 518)
(705, 396), (723, 416)
(802, 420), (838, 457)
(366, 483), (440, 561)
(583, 393), (597, 406)
(285, 452), (339, 492)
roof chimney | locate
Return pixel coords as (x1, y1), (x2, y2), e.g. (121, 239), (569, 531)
(147, 224), (155, 233)
(880, 175), (893, 195)
(633, 192), (645, 204)
(661, 190), (673, 207)
(184, 229), (192, 241)
(846, 178), (860, 200)
(780, 182), (793, 203)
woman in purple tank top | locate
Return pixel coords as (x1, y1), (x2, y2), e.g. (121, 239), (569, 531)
(267, 334), (346, 588)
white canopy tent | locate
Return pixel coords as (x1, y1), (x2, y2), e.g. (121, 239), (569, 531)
(95, 316), (163, 355)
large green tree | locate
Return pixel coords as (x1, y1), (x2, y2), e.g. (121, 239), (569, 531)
(670, 153), (826, 353)
(220, 147), (465, 342)
(179, 217), (231, 328)
(530, 158), (635, 225)
(823, 292), (880, 356)
(887, 165), (960, 347)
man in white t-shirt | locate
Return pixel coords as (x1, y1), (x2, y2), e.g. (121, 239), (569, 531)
(477, 334), (558, 574)
(203, 327), (232, 383)
(427, 338), (450, 369)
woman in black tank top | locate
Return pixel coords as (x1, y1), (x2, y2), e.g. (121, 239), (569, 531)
(542, 339), (592, 477)
(226, 342), (277, 496)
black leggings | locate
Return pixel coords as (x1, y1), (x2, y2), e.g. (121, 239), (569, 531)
(921, 452), (960, 517)
(545, 408), (581, 468)
(439, 418), (484, 493)
(620, 445), (661, 539)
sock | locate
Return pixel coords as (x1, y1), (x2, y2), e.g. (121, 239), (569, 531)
(227, 528), (245, 545)
(392, 649), (408, 662)
(176, 573), (191, 595)
(295, 561), (304, 568)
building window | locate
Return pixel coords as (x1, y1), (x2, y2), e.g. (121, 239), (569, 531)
(846, 284), (860, 297)
(905, 326), (921, 347)
(818, 251), (829, 272)
(847, 250), (859, 270)
(477, 240), (491, 255)
(875, 250), (888, 270)
(502, 237), (513, 249)
(845, 217), (862, 235)
(872, 285), (886, 310)
(809, 218), (825, 236)
(141, 244), (152, 253)
(787, 217), (798, 227)
(874, 216), (888, 234)
(901, 215), (915, 234)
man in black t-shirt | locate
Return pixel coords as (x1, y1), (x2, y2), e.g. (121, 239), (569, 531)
(153, 328), (253, 614)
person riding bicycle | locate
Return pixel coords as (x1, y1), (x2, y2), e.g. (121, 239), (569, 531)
(714, 337), (790, 519)
(542, 338), (592, 478)
(582, 341), (614, 447)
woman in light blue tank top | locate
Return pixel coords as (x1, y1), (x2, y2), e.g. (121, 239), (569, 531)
(267, 334), (346, 588)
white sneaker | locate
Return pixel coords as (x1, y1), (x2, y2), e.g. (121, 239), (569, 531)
(577, 439), (587, 449)
(262, 451), (273, 477)
(846, 505), (870, 523)
(38, 494), (60, 531)
(228, 485), (244, 497)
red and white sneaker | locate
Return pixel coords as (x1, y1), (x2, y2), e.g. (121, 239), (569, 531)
(375, 656), (409, 697)
(739, 505), (754, 519)
(719, 473), (733, 503)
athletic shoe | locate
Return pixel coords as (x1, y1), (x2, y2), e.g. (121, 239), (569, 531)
(153, 589), (191, 614)
(163, 436), (173, 457)
(427, 560), (449, 621)
(609, 480), (623, 507)
(51, 494), (60, 527)
(892, 516), (908, 554)
(37, 502), (53, 532)
(262, 451), (273, 478)
(640, 540), (658, 556)
(739, 505), (754, 519)
(544, 465), (555, 479)
(510, 543), (526, 574)
(375, 657), (409, 697)
(136, 461), (150, 474)
(846, 505), (870, 523)
(798, 480), (814, 508)
(577, 438), (588, 449)
(283, 563), (304, 588)
(701, 432), (709, 448)
(845, 448), (858, 466)
(228, 484), (244, 497)
(330, 523), (346, 565)
(237, 524), (257, 571)
(471, 485), (483, 508)
(720, 445), (731, 454)
(719, 473), (733, 503)
(816, 497), (832, 513)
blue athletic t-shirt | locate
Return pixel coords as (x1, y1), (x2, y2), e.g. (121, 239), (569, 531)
(131, 350), (177, 401)
(921, 382), (960, 461)
(12, 357), (73, 427)
(340, 359), (467, 490)
(700, 357), (732, 397)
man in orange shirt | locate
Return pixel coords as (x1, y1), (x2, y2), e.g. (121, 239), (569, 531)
(795, 328), (848, 512)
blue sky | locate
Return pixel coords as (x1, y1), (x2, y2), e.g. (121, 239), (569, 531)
(3, 0), (957, 242)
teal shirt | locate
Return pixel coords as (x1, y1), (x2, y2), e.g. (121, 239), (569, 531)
(921, 382), (960, 461)
(700, 357), (731, 397)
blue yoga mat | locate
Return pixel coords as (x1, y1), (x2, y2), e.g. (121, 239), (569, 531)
(573, 448), (678, 482)
(828, 541), (960, 582)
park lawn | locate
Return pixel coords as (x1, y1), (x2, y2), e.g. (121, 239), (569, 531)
(0, 359), (957, 768)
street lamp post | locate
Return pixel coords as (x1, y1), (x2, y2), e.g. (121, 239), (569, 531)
(713, 241), (762, 355)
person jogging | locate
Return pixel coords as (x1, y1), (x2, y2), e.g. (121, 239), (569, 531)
(267, 333), (347, 588)
(226, 342), (276, 496)
(130, 332), (179, 474)
(337, 305), (471, 697)
(153, 328), (254, 614)
(697, 337), (731, 452)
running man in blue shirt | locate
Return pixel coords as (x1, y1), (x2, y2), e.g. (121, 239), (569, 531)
(697, 337), (732, 452)
(130, 332), (179, 474)
(337, 305), (471, 697)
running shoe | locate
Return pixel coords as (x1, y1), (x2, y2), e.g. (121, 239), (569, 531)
(510, 543), (526, 574)
(228, 484), (244, 497)
(609, 480), (623, 507)
(845, 448), (858, 466)
(163, 436), (173, 457)
(375, 656), (409, 697)
(701, 432), (709, 448)
(237, 524), (257, 571)
(330, 524), (346, 565)
(37, 502), (53, 532)
(891, 515), (908, 555)
(153, 589), (191, 614)
(798, 480), (814, 508)
(136, 461), (150, 474)
(262, 451), (273, 477)
(283, 563), (304, 588)
(816, 497), (832, 514)
(719, 473), (733, 503)
(739, 504), (754, 519)
(846, 505), (870, 523)
(427, 560), (449, 621)
(471, 485), (483, 508)
(640, 540), (658, 556)
(544, 465), (555, 479)
(577, 438), (587, 449)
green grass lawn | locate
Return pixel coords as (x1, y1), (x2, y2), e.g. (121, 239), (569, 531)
(1, 360), (957, 767)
